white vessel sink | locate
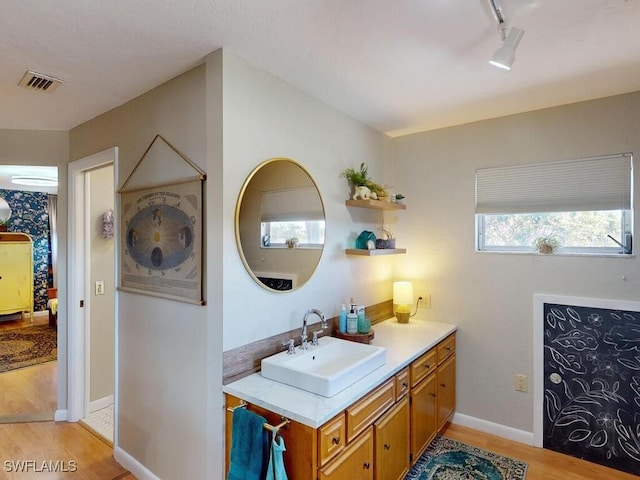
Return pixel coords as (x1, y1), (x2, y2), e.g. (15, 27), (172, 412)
(261, 336), (386, 397)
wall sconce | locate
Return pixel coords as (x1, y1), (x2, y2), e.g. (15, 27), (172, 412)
(393, 281), (414, 324)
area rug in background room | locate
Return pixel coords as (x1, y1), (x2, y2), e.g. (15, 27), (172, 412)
(0, 325), (57, 373)
(406, 435), (527, 480)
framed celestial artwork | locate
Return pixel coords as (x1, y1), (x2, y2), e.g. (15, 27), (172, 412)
(118, 135), (205, 305)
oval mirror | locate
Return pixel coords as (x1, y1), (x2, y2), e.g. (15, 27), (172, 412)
(0, 196), (11, 224)
(235, 158), (325, 292)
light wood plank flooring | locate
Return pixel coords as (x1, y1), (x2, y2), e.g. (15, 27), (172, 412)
(0, 315), (57, 421)
(0, 421), (134, 479)
(442, 423), (639, 480)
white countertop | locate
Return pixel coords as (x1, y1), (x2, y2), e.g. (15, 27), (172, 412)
(223, 317), (457, 428)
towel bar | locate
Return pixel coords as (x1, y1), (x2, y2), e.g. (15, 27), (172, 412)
(227, 402), (291, 432)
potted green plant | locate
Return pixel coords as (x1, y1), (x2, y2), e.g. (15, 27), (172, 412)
(533, 235), (562, 254)
(340, 162), (388, 200)
(394, 193), (405, 205)
(0, 219), (8, 232)
(340, 162), (369, 188)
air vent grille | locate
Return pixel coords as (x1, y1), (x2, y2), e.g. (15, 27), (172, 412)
(18, 70), (63, 93)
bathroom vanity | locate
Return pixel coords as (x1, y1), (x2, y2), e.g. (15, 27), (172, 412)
(224, 318), (457, 479)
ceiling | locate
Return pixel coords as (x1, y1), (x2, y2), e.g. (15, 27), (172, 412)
(1, 0), (639, 138)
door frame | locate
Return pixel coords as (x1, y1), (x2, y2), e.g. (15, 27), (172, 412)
(67, 148), (118, 439)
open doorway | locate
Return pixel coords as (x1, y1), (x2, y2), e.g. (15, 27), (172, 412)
(68, 148), (117, 446)
(0, 165), (58, 422)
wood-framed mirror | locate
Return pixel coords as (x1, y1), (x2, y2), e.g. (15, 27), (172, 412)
(235, 158), (325, 292)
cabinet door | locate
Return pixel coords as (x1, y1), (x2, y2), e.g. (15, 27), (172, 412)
(374, 397), (410, 480)
(319, 427), (373, 480)
(0, 241), (32, 314)
(437, 354), (456, 430)
(410, 373), (437, 461)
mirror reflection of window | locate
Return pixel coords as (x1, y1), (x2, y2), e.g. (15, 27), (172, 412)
(260, 187), (325, 248)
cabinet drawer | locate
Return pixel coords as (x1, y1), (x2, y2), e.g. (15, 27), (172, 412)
(319, 413), (346, 466)
(346, 378), (395, 443)
(394, 368), (409, 401)
(410, 348), (436, 387)
(437, 334), (456, 363)
(319, 427), (373, 479)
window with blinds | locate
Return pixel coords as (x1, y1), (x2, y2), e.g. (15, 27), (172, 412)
(260, 187), (325, 248)
(475, 153), (633, 254)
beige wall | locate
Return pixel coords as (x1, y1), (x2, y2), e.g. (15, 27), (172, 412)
(70, 65), (209, 480)
(0, 129), (68, 166)
(89, 165), (115, 403)
(391, 91), (640, 434)
(220, 50), (392, 352)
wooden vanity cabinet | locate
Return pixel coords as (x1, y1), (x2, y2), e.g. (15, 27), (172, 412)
(437, 354), (456, 429)
(409, 371), (437, 461)
(319, 414), (346, 466)
(410, 333), (456, 461)
(374, 397), (410, 480)
(225, 333), (456, 480)
(319, 427), (373, 480)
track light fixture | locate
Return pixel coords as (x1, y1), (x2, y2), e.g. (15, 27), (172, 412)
(490, 27), (525, 70)
(488, 0), (525, 70)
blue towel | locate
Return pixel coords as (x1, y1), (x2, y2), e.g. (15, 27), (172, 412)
(266, 435), (288, 480)
(228, 408), (269, 480)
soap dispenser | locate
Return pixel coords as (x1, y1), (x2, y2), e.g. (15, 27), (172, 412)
(346, 305), (358, 334)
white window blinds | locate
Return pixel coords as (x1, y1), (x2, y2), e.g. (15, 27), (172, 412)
(475, 153), (633, 214)
(261, 187), (324, 222)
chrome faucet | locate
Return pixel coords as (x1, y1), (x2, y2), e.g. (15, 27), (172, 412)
(301, 309), (327, 350)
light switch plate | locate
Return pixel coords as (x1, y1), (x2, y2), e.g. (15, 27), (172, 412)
(95, 280), (105, 295)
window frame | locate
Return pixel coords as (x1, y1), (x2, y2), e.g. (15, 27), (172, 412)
(475, 153), (633, 256)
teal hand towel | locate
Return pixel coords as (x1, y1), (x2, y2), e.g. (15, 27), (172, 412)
(227, 408), (269, 480)
(266, 435), (288, 480)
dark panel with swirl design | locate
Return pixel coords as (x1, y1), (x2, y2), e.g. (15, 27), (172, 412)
(543, 303), (640, 475)
(257, 277), (293, 291)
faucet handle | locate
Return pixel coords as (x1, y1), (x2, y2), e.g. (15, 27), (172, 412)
(282, 338), (296, 355)
(312, 330), (323, 346)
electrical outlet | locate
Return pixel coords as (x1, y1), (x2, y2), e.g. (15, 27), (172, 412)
(515, 374), (527, 392)
(95, 280), (105, 296)
(418, 294), (431, 309)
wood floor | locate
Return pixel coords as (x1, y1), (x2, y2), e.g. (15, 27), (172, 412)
(442, 423), (639, 480)
(0, 315), (57, 420)
(0, 422), (134, 479)
(0, 317), (134, 478)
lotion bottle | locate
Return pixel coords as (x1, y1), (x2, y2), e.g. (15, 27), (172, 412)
(339, 304), (347, 333)
(347, 306), (358, 334)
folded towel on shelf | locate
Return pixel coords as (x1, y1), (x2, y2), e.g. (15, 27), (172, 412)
(227, 408), (269, 480)
(266, 434), (288, 480)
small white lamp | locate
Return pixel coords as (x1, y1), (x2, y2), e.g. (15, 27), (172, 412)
(393, 281), (414, 324)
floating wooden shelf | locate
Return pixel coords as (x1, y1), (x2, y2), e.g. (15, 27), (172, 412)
(345, 199), (406, 211)
(345, 248), (407, 256)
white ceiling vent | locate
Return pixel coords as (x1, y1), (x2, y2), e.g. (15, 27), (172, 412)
(18, 70), (63, 93)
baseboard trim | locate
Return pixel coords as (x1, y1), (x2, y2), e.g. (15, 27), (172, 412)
(452, 413), (534, 446)
(54, 409), (68, 421)
(89, 394), (114, 413)
(114, 447), (161, 480)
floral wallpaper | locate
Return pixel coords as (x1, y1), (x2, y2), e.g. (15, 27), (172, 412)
(0, 189), (51, 312)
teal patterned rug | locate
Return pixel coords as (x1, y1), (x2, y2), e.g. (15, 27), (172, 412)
(406, 435), (527, 480)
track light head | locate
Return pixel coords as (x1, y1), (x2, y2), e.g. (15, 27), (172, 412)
(489, 27), (525, 70)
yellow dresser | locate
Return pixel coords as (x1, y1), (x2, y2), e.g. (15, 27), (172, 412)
(0, 233), (34, 321)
